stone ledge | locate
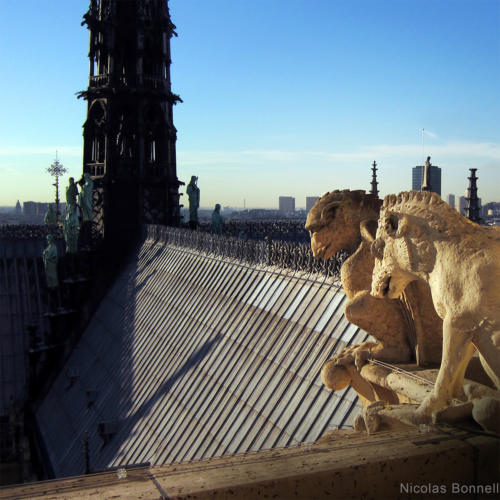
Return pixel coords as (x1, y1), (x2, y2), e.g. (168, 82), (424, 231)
(1, 428), (498, 499)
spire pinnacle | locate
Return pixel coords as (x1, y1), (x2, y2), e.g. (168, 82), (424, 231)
(465, 168), (481, 224)
(370, 161), (379, 198)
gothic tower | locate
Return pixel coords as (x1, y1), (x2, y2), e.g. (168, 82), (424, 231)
(80, 0), (183, 247)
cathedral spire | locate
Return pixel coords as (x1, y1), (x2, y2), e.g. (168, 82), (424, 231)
(80, 0), (183, 248)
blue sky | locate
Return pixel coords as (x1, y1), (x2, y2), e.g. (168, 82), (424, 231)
(0, 0), (498, 208)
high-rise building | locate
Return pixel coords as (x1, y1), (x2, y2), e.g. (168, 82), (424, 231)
(23, 201), (37, 218)
(80, 0), (183, 247)
(412, 161), (441, 195)
(22, 201), (50, 223)
(457, 196), (467, 216)
(306, 197), (319, 213)
(279, 196), (295, 213)
(446, 194), (455, 208)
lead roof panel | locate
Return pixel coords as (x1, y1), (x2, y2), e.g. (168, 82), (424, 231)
(37, 236), (365, 477)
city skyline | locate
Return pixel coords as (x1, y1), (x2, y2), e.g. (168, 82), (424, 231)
(0, 0), (499, 208)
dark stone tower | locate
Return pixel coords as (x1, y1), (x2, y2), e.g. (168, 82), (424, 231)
(465, 168), (481, 224)
(370, 161), (379, 198)
(80, 0), (183, 248)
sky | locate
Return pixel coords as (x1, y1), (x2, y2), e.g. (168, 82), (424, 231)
(0, 0), (498, 209)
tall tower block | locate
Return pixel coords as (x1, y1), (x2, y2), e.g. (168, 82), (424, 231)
(80, 0), (183, 246)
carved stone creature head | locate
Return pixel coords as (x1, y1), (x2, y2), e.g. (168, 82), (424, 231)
(305, 189), (381, 260)
(371, 192), (437, 299)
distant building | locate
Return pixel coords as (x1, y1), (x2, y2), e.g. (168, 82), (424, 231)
(23, 201), (49, 217)
(279, 196), (295, 213)
(15, 200), (22, 214)
(23, 201), (37, 218)
(483, 202), (500, 217)
(446, 194), (455, 208)
(22, 201), (52, 223)
(306, 197), (320, 213)
(412, 163), (441, 195)
(457, 196), (467, 216)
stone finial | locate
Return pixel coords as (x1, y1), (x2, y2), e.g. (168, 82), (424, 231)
(465, 168), (481, 224)
(370, 161), (379, 198)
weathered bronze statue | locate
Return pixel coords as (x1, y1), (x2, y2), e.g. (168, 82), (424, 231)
(66, 177), (78, 212)
(44, 204), (57, 225)
(42, 234), (59, 289)
(187, 176), (200, 229)
(211, 204), (224, 235)
(64, 205), (79, 254)
(78, 173), (94, 223)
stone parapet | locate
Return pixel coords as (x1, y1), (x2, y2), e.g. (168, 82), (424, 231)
(2, 428), (497, 499)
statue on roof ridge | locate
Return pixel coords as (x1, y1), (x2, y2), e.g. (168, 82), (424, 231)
(187, 175), (200, 229)
(79, 173), (94, 223)
(44, 204), (57, 225)
(66, 177), (78, 212)
(43, 234), (59, 289)
(211, 203), (224, 235)
(64, 204), (79, 254)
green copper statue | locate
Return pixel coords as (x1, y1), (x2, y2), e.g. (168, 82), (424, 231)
(187, 175), (200, 229)
(63, 204), (79, 254)
(211, 203), (224, 235)
(66, 177), (78, 212)
(42, 234), (58, 289)
(78, 173), (94, 223)
(44, 204), (57, 225)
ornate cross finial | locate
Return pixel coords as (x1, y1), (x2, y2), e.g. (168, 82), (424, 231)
(46, 151), (68, 222)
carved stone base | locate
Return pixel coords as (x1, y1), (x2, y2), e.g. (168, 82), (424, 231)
(345, 361), (500, 435)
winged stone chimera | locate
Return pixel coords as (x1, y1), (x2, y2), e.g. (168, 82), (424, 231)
(305, 190), (442, 403)
(369, 191), (500, 431)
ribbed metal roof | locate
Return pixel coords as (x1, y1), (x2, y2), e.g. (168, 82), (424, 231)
(36, 231), (367, 477)
(0, 238), (57, 415)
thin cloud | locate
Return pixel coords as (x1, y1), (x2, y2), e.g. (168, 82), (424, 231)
(178, 141), (500, 166)
(422, 129), (439, 139)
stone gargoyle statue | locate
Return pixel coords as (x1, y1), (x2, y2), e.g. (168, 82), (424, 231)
(305, 190), (443, 403)
(368, 191), (500, 433)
